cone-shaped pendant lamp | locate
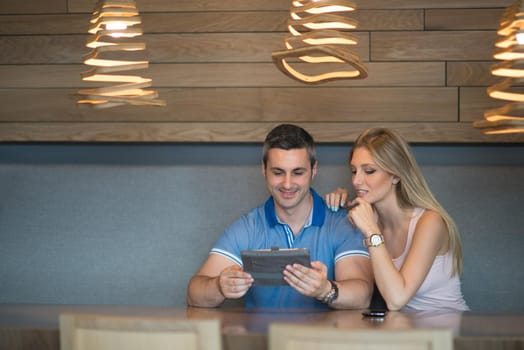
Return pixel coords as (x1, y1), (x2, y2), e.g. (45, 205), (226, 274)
(272, 0), (367, 84)
(76, 0), (165, 109)
(474, 0), (524, 134)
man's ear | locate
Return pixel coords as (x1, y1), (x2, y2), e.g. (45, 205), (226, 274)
(311, 161), (318, 179)
(261, 162), (266, 177)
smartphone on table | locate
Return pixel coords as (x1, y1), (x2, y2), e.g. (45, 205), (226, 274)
(362, 309), (387, 318)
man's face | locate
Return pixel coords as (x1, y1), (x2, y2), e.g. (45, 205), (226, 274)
(262, 148), (317, 213)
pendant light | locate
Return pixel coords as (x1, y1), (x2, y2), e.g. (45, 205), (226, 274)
(76, 0), (165, 109)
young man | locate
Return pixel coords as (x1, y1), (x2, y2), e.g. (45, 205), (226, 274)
(187, 124), (372, 309)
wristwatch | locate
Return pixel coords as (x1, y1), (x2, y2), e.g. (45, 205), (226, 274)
(364, 233), (385, 247)
(320, 280), (339, 305)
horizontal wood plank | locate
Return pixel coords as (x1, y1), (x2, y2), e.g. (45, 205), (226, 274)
(68, 0), (299, 12)
(0, 10), (422, 35)
(149, 62), (441, 87)
(0, 33), (370, 64)
(139, 10), (424, 33)
(425, 9), (504, 30)
(0, 0), (66, 14)
(66, 0), (514, 13)
(371, 31), (497, 61)
(0, 14), (92, 35)
(0, 87), (457, 122)
(357, 0), (513, 9)
(447, 62), (499, 86)
(1, 121), (522, 143)
(0, 10), (423, 36)
(460, 87), (505, 122)
(0, 62), (445, 88)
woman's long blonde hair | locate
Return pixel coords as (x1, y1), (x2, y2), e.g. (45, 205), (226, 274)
(351, 127), (463, 275)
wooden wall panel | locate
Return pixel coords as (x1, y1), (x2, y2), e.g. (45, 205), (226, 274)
(447, 62), (498, 86)
(460, 87), (504, 122)
(425, 9), (503, 30)
(0, 62), (445, 88)
(0, 15), (87, 34)
(0, 87), (457, 122)
(147, 33), (369, 63)
(69, 0), (293, 12)
(353, 10), (423, 31)
(0, 0), (522, 143)
(146, 62), (445, 87)
(0, 35), (84, 64)
(0, 10), (423, 35)
(0, 33), (370, 64)
(1, 122), (521, 143)
(0, 0), (66, 14)
(350, 1), (513, 10)
(371, 31), (496, 61)
(67, 0), (515, 13)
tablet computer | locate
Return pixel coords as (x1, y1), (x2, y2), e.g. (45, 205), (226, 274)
(240, 247), (311, 286)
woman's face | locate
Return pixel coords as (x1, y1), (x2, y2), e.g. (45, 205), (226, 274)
(350, 147), (398, 204)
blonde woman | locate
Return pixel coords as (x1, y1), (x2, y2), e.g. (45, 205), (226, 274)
(325, 127), (469, 311)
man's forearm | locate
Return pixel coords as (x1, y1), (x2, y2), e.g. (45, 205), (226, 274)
(330, 278), (372, 310)
(187, 275), (225, 307)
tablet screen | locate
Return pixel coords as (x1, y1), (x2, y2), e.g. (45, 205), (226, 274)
(240, 247), (311, 285)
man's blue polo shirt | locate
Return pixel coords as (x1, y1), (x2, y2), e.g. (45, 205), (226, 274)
(210, 189), (369, 309)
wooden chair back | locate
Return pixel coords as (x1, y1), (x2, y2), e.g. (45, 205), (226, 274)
(59, 313), (222, 350)
(269, 322), (453, 350)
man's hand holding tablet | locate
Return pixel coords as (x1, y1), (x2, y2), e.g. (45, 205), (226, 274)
(241, 247), (311, 285)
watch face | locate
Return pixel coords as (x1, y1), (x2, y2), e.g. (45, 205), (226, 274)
(371, 235), (382, 245)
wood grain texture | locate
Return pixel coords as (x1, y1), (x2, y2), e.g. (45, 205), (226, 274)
(425, 9), (504, 30)
(0, 87), (457, 122)
(0, 14), (87, 34)
(0, 10), (422, 35)
(1, 122), (522, 143)
(371, 31), (497, 61)
(65, 0), (515, 13)
(460, 87), (505, 122)
(447, 62), (499, 86)
(0, 62), (445, 88)
(0, 0), (519, 142)
(0, 33), (370, 64)
(2, 305), (524, 350)
(0, 0), (66, 14)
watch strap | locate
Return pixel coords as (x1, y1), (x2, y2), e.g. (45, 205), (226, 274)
(319, 280), (339, 305)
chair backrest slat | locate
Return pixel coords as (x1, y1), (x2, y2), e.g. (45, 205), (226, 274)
(59, 313), (222, 350)
(269, 323), (453, 350)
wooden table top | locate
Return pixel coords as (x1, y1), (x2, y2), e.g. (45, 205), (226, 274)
(2, 304), (523, 335)
(1, 304), (523, 350)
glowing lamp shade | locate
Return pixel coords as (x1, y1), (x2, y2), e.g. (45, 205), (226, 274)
(76, 0), (165, 109)
(474, 0), (524, 134)
(272, 0), (367, 84)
